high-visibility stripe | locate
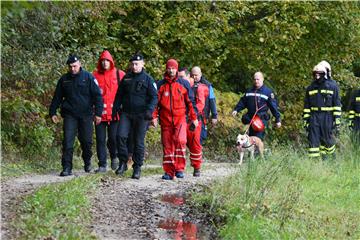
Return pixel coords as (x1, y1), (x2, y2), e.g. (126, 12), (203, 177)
(245, 93), (269, 100)
(163, 161), (174, 164)
(335, 118), (341, 125)
(333, 112), (341, 116)
(333, 106), (341, 111)
(356, 113), (360, 117)
(311, 107), (336, 111)
(322, 145), (335, 151)
(303, 109), (311, 113)
(309, 153), (321, 157)
(303, 114), (310, 118)
(309, 90), (318, 95)
(320, 90), (334, 95)
(349, 110), (355, 114)
(190, 156), (202, 161)
(175, 148), (186, 152)
(308, 147), (320, 152)
(349, 115), (355, 119)
(189, 152), (202, 156)
(356, 97), (360, 102)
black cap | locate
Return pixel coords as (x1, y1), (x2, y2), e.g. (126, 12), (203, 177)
(66, 54), (80, 65)
(129, 53), (144, 62)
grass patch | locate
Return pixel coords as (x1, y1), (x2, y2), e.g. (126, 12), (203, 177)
(13, 175), (101, 240)
(191, 134), (360, 239)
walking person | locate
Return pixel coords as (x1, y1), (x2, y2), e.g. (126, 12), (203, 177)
(232, 71), (281, 140)
(190, 67), (218, 144)
(49, 54), (103, 176)
(112, 53), (158, 179)
(152, 59), (198, 180)
(93, 50), (125, 173)
(303, 64), (341, 159)
(185, 68), (211, 177)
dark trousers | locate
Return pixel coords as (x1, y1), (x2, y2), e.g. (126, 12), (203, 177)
(95, 121), (119, 167)
(307, 112), (335, 157)
(62, 115), (93, 170)
(200, 123), (207, 145)
(117, 113), (148, 168)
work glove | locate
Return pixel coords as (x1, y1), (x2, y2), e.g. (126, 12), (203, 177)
(144, 110), (153, 120)
(333, 118), (340, 136)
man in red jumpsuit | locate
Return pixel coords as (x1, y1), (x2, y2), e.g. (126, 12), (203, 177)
(152, 59), (198, 180)
(93, 50), (125, 172)
(181, 68), (209, 177)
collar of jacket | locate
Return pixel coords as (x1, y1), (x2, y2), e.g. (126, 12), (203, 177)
(164, 73), (178, 83)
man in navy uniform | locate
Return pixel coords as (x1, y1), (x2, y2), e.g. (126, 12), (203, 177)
(232, 71), (281, 140)
(49, 55), (103, 176)
(303, 64), (341, 159)
(112, 53), (158, 179)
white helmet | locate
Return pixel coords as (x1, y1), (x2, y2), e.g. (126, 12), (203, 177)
(318, 60), (331, 77)
(313, 64), (327, 74)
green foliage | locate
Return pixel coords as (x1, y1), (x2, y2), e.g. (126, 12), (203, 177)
(13, 176), (100, 239)
(1, 1), (359, 164)
(191, 133), (360, 239)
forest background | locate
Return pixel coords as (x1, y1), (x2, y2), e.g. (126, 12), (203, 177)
(1, 1), (360, 167)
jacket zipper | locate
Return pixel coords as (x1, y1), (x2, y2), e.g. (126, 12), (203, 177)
(170, 83), (174, 126)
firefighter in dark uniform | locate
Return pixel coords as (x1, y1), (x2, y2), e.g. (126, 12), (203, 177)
(349, 60), (360, 137)
(49, 55), (103, 176)
(232, 71), (281, 140)
(112, 53), (158, 179)
(349, 89), (360, 133)
(303, 64), (341, 159)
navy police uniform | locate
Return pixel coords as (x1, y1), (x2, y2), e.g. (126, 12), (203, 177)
(113, 55), (158, 178)
(234, 85), (281, 140)
(303, 77), (341, 158)
(49, 59), (103, 174)
(349, 89), (360, 133)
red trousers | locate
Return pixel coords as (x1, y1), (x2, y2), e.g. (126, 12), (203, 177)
(186, 121), (202, 170)
(161, 122), (187, 177)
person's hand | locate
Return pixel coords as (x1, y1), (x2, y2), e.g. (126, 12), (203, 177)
(232, 111), (237, 117)
(51, 115), (59, 124)
(94, 116), (102, 125)
(144, 110), (153, 120)
(151, 118), (158, 128)
(276, 122), (281, 128)
(193, 119), (199, 127)
(212, 118), (218, 125)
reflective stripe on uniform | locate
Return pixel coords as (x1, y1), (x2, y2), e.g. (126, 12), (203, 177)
(303, 114), (310, 118)
(245, 93), (269, 100)
(309, 90), (318, 95)
(303, 109), (311, 113)
(320, 90), (334, 95)
(356, 97), (360, 102)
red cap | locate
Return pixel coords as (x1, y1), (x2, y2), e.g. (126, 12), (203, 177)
(166, 59), (178, 70)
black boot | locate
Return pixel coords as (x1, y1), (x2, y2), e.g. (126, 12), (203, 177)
(115, 161), (127, 176)
(60, 168), (72, 177)
(132, 166), (141, 179)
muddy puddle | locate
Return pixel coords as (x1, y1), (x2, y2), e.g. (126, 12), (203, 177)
(156, 193), (217, 240)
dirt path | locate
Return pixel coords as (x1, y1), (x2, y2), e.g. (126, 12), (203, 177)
(1, 162), (235, 240)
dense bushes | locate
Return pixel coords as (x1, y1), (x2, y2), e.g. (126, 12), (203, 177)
(1, 2), (359, 163)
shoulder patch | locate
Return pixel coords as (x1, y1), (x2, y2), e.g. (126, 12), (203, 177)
(153, 82), (157, 90)
(270, 93), (275, 99)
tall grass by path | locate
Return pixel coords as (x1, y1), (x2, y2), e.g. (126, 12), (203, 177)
(12, 175), (101, 240)
(192, 134), (360, 239)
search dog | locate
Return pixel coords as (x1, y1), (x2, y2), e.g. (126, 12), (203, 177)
(236, 133), (264, 165)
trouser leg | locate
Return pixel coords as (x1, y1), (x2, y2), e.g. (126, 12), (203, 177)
(117, 113), (131, 163)
(308, 115), (321, 158)
(95, 122), (107, 167)
(78, 116), (93, 166)
(174, 122), (187, 173)
(62, 115), (78, 170)
(107, 120), (119, 159)
(161, 126), (176, 178)
(187, 121), (202, 170)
